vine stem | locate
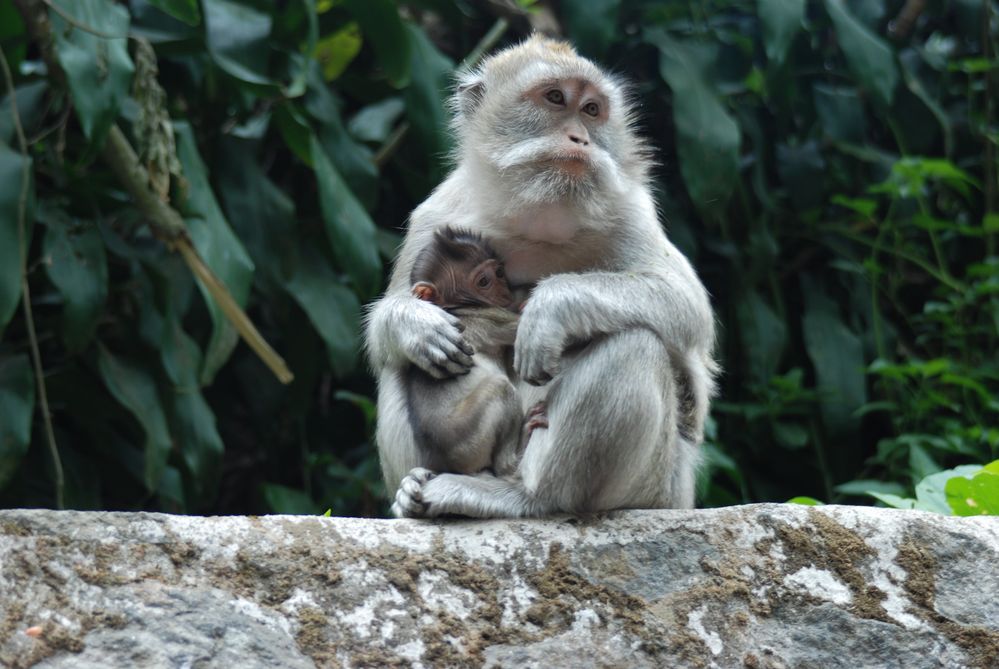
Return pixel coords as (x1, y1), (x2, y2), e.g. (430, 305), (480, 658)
(0, 46), (65, 509)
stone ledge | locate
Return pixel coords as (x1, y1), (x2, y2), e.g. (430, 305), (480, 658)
(0, 504), (997, 668)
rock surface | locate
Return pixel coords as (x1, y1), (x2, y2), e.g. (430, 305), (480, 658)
(0, 504), (997, 668)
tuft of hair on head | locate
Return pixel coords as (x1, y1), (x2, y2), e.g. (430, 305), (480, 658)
(410, 226), (498, 286)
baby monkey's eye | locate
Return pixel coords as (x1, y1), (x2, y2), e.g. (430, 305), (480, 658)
(545, 89), (566, 105)
(495, 266), (505, 279)
(582, 102), (599, 117)
(477, 274), (491, 288)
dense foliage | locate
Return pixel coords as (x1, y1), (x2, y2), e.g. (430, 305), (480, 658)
(0, 0), (996, 516)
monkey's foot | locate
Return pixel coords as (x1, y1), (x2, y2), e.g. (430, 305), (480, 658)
(391, 467), (437, 518)
(525, 401), (549, 432)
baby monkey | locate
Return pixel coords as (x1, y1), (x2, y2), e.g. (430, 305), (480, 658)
(406, 227), (540, 477)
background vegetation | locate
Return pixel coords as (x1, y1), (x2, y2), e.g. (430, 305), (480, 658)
(0, 0), (996, 516)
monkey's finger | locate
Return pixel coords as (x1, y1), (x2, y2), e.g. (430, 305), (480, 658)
(433, 334), (475, 368)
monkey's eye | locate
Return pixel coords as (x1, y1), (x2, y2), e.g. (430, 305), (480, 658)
(477, 274), (491, 288)
(495, 266), (505, 279)
(582, 102), (600, 117)
(544, 89), (566, 105)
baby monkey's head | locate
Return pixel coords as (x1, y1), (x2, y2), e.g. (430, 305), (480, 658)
(410, 226), (514, 311)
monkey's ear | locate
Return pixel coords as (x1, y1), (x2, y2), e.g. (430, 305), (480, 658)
(412, 282), (438, 302)
(455, 74), (486, 117)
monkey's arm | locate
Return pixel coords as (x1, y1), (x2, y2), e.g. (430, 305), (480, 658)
(514, 260), (714, 385)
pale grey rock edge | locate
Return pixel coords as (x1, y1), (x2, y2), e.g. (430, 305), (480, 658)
(0, 505), (997, 669)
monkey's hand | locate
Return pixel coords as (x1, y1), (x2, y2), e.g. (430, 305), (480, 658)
(369, 294), (475, 378)
(391, 468), (437, 518)
(513, 283), (570, 386)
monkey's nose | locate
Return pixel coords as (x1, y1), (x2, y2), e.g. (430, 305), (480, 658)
(568, 133), (589, 146)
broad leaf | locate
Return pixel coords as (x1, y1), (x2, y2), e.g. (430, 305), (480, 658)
(174, 122), (255, 385)
(310, 134), (381, 298)
(315, 22), (362, 81)
(562, 0), (621, 60)
(203, 0), (275, 86)
(403, 23), (454, 173)
(147, 0), (200, 25)
(758, 0), (805, 65)
(813, 84), (866, 143)
(0, 354), (34, 489)
(946, 461), (999, 516)
(284, 244), (362, 377)
(824, 0), (898, 107)
(160, 319), (222, 502)
(348, 97), (405, 143)
(97, 347), (173, 492)
(0, 81), (49, 146)
(801, 277), (867, 438)
(262, 482), (317, 514)
(306, 65), (379, 208)
(49, 0), (134, 142)
(647, 30), (740, 221)
(915, 465), (982, 515)
(43, 220), (108, 352)
(736, 290), (785, 387)
(343, 0), (411, 87)
(0, 144), (33, 336)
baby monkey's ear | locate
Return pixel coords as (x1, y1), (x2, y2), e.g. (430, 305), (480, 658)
(412, 282), (438, 302)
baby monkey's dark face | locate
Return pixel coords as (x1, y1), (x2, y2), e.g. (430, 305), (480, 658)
(410, 227), (515, 311)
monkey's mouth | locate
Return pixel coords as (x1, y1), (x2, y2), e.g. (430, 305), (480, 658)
(544, 154), (591, 178)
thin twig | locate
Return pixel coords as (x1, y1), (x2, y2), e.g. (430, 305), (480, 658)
(373, 17), (510, 168)
(0, 46), (65, 509)
(41, 0), (126, 40)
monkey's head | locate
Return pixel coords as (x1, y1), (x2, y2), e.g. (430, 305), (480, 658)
(410, 227), (514, 310)
(451, 35), (650, 199)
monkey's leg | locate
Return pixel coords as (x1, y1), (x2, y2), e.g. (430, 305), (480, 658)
(395, 329), (696, 518)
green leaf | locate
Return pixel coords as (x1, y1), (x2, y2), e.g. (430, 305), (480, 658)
(348, 97), (406, 143)
(915, 465), (982, 515)
(284, 244), (362, 377)
(946, 463), (999, 516)
(773, 422), (809, 450)
(310, 134), (381, 298)
(868, 492), (917, 509)
(43, 220), (108, 352)
(647, 30), (740, 220)
(147, 0), (200, 25)
(0, 81), (49, 146)
(174, 122), (255, 385)
(824, 0), (898, 107)
(402, 22), (454, 174)
(262, 482), (317, 515)
(305, 65), (379, 208)
(343, 0), (411, 87)
(315, 21), (362, 81)
(0, 144), (33, 336)
(274, 102), (314, 167)
(0, 3), (26, 70)
(736, 290), (785, 386)
(801, 277), (867, 437)
(777, 142), (826, 211)
(49, 0), (134, 142)
(908, 442), (940, 484)
(813, 84), (866, 143)
(787, 496), (825, 506)
(561, 0), (621, 60)
(834, 479), (907, 497)
(0, 354), (34, 489)
(758, 0), (805, 65)
(203, 0), (275, 86)
(97, 347), (173, 492)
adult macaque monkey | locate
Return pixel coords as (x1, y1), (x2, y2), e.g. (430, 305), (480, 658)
(366, 35), (717, 518)
(406, 226), (524, 478)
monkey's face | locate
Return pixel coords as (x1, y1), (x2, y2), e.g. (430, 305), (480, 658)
(454, 37), (634, 200)
(466, 258), (514, 309)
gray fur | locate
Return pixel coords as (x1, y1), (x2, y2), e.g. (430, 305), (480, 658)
(365, 36), (717, 518)
(406, 307), (522, 477)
